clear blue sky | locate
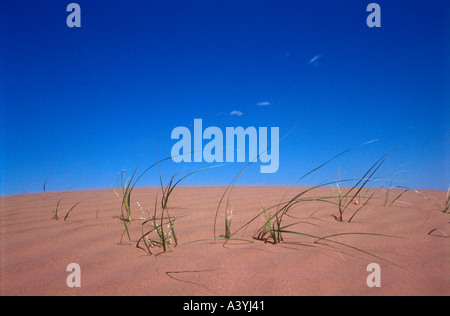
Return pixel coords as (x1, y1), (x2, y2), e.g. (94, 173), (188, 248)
(1, 0), (449, 195)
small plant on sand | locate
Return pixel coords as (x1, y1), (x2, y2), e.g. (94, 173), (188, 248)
(422, 186), (450, 214)
(248, 190), (400, 265)
(332, 151), (392, 222)
(384, 175), (398, 207)
(135, 164), (219, 254)
(114, 170), (133, 223)
(215, 141), (376, 241)
(136, 201), (177, 254)
(419, 187), (450, 214)
(216, 141), (403, 267)
(52, 198), (84, 221)
(425, 186), (450, 214)
(254, 198), (283, 244)
(115, 149), (221, 254)
(444, 187), (450, 214)
(224, 202), (233, 240)
(382, 185), (416, 208)
(135, 164), (188, 254)
(114, 152), (176, 244)
(381, 183), (449, 212)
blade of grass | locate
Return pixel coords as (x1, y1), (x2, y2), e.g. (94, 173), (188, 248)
(63, 199), (85, 221)
(277, 230), (404, 269)
(445, 187), (450, 214)
(274, 139), (379, 216)
(347, 188), (379, 223)
(338, 149), (396, 220)
(166, 270), (217, 294)
(116, 149), (199, 244)
(53, 198), (63, 220)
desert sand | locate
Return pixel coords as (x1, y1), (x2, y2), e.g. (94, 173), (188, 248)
(0, 186), (448, 296)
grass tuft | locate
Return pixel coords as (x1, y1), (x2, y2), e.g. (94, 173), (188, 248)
(216, 140), (407, 267)
(116, 149), (222, 254)
(254, 197), (283, 244)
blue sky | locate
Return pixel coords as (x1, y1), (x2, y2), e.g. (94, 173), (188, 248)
(1, 0), (449, 195)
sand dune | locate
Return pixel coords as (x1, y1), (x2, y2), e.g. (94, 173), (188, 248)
(1, 187), (448, 296)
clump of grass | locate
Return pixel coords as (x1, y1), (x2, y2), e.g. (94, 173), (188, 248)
(249, 193), (402, 266)
(254, 198), (283, 244)
(216, 140), (378, 241)
(216, 141), (404, 267)
(136, 201), (177, 254)
(136, 164), (219, 255)
(249, 195), (401, 265)
(135, 168), (185, 255)
(114, 152), (177, 245)
(116, 149), (221, 254)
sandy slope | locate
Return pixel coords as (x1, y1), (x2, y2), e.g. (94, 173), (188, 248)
(0, 186), (448, 296)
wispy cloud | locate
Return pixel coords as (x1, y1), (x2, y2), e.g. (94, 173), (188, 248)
(257, 101), (271, 106)
(308, 54), (322, 66)
(230, 110), (243, 116)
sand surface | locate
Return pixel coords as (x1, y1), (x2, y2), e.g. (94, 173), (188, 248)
(0, 186), (448, 296)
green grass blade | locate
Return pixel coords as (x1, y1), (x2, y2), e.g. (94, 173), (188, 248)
(63, 199), (85, 221)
